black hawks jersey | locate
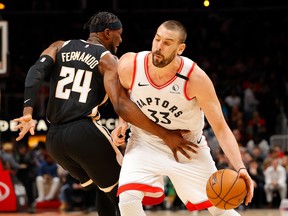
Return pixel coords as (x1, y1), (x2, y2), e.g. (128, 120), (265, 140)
(46, 39), (110, 124)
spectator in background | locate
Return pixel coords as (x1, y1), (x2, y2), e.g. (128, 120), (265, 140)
(224, 87), (241, 109)
(0, 142), (27, 174)
(249, 146), (266, 165)
(247, 159), (265, 208)
(15, 142), (38, 207)
(264, 157), (287, 208)
(33, 141), (48, 167)
(243, 85), (259, 120)
(246, 134), (270, 159)
(242, 150), (253, 168)
(35, 153), (61, 202)
(247, 111), (266, 139)
(59, 173), (96, 212)
(271, 145), (285, 159)
(230, 105), (244, 131)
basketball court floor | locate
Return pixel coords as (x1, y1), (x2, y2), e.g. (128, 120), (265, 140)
(0, 209), (287, 216)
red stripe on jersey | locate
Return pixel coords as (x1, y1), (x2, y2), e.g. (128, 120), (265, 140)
(184, 62), (196, 100)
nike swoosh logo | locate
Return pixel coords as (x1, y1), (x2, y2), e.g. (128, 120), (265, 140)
(197, 136), (202, 144)
(24, 99), (31, 103)
(138, 82), (149, 87)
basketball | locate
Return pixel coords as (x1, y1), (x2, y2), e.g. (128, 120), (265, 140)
(206, 169), (247, 210)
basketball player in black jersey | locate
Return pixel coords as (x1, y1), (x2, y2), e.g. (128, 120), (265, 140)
(13, 12), (197, 216)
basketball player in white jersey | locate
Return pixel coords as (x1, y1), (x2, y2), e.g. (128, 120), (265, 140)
(112, 20), (254, 216)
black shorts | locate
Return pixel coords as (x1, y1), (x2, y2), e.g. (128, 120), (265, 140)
(46, 118), (121, 189)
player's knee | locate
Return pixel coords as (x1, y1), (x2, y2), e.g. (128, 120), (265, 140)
(119, 191), (145, 216)
(208, 206), (241, 216)
(119, 190), (144, 204)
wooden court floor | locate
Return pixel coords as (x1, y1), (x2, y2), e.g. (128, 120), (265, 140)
(0, 209), (287, 216)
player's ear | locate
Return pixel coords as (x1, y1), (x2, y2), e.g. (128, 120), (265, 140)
(177, 43), (186, 56)
(104, 28), (110, 38)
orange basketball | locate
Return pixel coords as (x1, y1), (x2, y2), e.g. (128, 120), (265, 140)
(206, 169), (247, 209)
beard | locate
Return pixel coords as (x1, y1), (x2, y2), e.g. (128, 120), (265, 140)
(152, 50), (176, 68)
(108, 43), (117, 55)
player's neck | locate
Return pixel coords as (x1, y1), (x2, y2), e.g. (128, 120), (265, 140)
(148, 64), (177, 85)
(148, 55), (180, 82)
(87, 35), (102, 45)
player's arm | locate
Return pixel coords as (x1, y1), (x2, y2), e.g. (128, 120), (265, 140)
(187, 65), (254, 205)
(14, 41), (64, 141)
(109, 52), (198, 162)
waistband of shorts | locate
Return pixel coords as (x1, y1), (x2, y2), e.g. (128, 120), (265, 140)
(49, 117), (92, 130)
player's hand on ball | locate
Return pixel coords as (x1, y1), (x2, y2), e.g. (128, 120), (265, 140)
(13, 115), (36, 141)
(206, 169), (248, 209)
(238, 168), (254, 206)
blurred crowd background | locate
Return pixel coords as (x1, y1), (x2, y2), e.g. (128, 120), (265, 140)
(0, 0), (288, 212)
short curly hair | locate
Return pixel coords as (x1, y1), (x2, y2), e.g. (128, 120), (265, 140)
(83, 11), (122, 33)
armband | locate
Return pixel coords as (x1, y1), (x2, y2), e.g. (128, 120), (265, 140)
(23, 55), (54, 107)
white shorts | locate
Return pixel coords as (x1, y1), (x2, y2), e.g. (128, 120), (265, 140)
(117, 134), (218, 211)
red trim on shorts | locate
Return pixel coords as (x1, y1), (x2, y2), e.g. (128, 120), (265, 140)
(117, 183), (165, 205)
(143, 194), (165, 206)
(186, 200), (213, 211)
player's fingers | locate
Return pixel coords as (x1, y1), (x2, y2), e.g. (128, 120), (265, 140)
(16, 132), (25, 141)
(182, 145), (198, 154)
(15, 136), (22, 141)
(114, 139), (126, 146)
(112, 129), (126, 146)
(183, 141), (199, 148)
(120, 124), (128, 134)
(117, 126), (122, 135)
(179, 129), (190, 135)
(239, 174), (253, 205)
(117, 126), (125, 138)
(29, 127), (35, 135)
(246, 182), (254, 205)
(13, 118), (20, 123)
(245, 191), (253, 205)
(183, 141), (199, 149)
(14, 124), (23, 130)
(111, 128), (119, 140)
(173, 151), (179, 162)
(178, 148), (191, 160)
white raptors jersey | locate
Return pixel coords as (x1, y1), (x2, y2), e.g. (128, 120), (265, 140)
(129, 51), (205, 144)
